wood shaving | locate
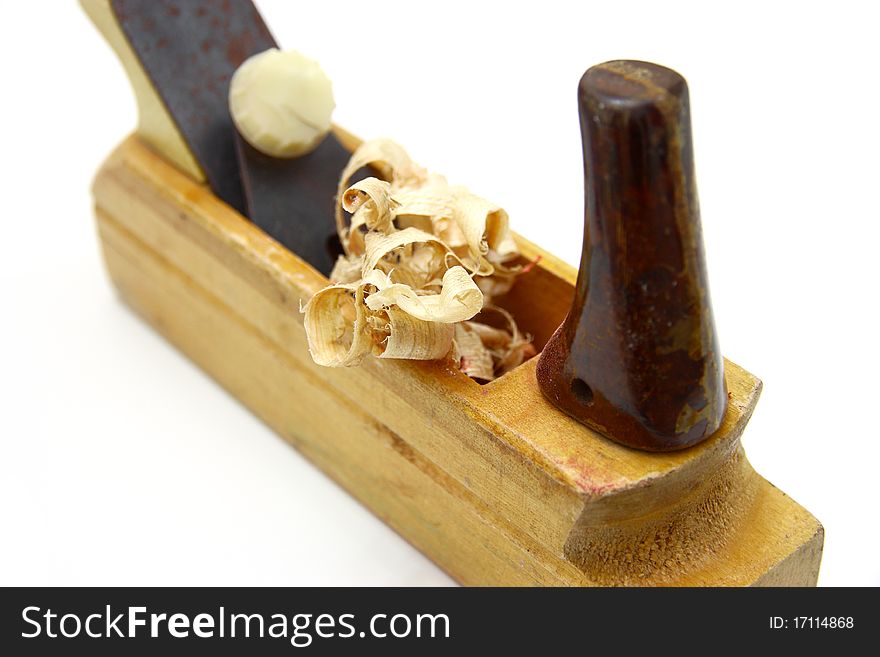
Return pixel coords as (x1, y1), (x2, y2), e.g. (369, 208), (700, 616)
(303, 139), (533, 380)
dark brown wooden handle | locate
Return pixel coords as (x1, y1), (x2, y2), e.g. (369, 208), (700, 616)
(536, 60), (727, 451)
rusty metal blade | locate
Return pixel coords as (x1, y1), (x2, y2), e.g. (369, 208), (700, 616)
(235, 135), (349, 276)
(111, 0), (276, 214)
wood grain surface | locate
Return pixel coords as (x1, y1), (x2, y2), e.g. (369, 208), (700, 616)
(90, 136), (823, 585)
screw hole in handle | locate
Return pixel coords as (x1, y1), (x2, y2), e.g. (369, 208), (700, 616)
(570, 378), (594, 406)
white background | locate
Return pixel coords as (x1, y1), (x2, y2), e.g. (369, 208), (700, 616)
(1, 0), (877, 586)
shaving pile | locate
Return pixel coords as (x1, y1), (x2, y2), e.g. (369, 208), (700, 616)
(302, 139), (535, 381)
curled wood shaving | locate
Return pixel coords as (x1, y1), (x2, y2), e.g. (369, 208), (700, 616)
(303, 139), (533, 380)
(363, 267), (482, 324)
(450, 306), (537, 381)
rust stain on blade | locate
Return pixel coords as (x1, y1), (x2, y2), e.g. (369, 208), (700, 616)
(112, 0), (277, 215)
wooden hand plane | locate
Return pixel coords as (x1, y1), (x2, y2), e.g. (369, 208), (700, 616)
(82, 0), (823, 585)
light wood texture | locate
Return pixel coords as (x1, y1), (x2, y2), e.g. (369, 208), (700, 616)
(91, 136), (823, 586)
